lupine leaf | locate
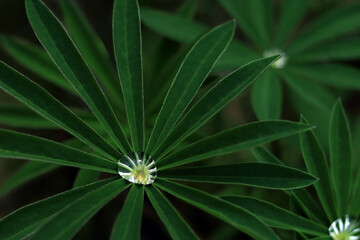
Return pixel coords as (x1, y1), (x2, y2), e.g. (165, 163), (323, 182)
(0, 62), (120, 159)
(111, 185), (144, 240)
(295, 37), (360, 62)
(0, 178), (115, 240)
(73, 169), (101, 188)
(0, 129), (117, 173)
(0, 35), (73, 92)
(177, 0), (198, 19)
(59, 0), (122, 104)
(113, 0), (144, 152)
(286, 64), (360, 90)
(217, 0), (272, 49)
(147, 21), (235, 154)
(329, 100), (352, 217)
(251, 69), (282, 120)
(350, 170), (360, 216)
(152, 55), (279, 159)
(25, 0), (131, 153)
(159, 163), (317, 189)
(300, 116), (337, 221)
(146, 185), (199, 240)
(251, 146), (282, 165)
(0, 161), (57, 195)
(30, 179), (129, 240)
(281, 71), (335, 114)
(158, 121), (313, 169)
(288, 3), (360, 54)
(222, 196), (327, 235)
(155, 179), (280, 240)
(275, 0), (309, 46)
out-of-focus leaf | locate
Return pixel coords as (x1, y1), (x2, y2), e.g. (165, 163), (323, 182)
(252, 146), (283, 165)
(73, 169), (101, 188)
(329, 100), (352, 217)
(251, 69), (282, 120)
(177, 0), (198, 19)
(155, 179), (280, 240)
(159, 163), (317, 189)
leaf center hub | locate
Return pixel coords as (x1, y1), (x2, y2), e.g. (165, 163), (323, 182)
(263, 48), (287, 69)
(329, 215), (360, 240)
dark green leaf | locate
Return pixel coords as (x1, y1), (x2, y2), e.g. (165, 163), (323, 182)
(0, 129), (117, 173)
(252, 146), (283, 165)
(158, 121), (313, 169)
(113, 0), (144, 151)
(251, 69), (282, 120)
(300, 116), (337, 221)
(152, 56), (279, 159)
(177, 0), (198, 19)
(111, 185), (144, 240)
(30, 179), (129, 240)
(147, 21), (235, 154)
(73, 169), (101, 188)
(159, 163), (317, 189)
(0, 178), (115, 240)
(155, 179), (279, 240)
(145, 185), (199, 240)
(25, 0), (131, 153)
(329, 100), (352, 217)
(222, 196), (327, 235)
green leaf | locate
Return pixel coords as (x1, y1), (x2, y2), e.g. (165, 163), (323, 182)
(113, 0), (144, 151)
(329, 100), (352, 217)
(152, 55), (279, 159)
(0, 178), (115, 240)
(275, 0), (309, 46)
(155, 179), (280, 240)
(0, 35), (73, 92)
(25, 0), (131, 153)
(159, 163), (317, 189)
(0, 161), (57, 195)
(350, 169), (360, 216)
(59, 0), (122, 104)
(158, 121), (313, 169)
(295, 37), (360, 62)
(140, 7), (258, 71)
(73, 169), (101, 188)
(147, 21), (235, 154)
(111, 185), (144, 240)
(145, 185), (199, 240)
(281, 71), (335, 114)
(252, 146), (283, 165)
(222, 196), (327, 235)
(288, 3), (360, 54)
(30, 179), (129, 240)
(251, 69), (282, 120)
(177, 0), (198, 19)
(0, 129), (117, 173)
(217, 0), (272, 49)
(286, 64), (360, 90)
(0, 62), (120, 159)
(300, 116), (337, 221)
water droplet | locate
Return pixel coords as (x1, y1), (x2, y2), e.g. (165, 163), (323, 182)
(329, 215), (360, 240)
(118, 152), (157, 185)
(263, 49), (287, 69)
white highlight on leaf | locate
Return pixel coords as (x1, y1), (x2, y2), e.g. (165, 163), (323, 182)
(263, 49), (287, 69)
(329, 215), (360, 240)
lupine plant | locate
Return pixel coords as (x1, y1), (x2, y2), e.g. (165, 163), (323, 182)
(0, 0), (321, 239)
(247, 100), (360, 240)
(140, 0), (360, 137)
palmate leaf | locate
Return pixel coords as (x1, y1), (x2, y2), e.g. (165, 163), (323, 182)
(0, 35), (73, 93)
(146, 20), (235, 154)
(111, 185), (144, 240)
(158, 121), (313, 169)
(222, 196), (327, 235)
(300, 116), (337, 221)
(152, 55), (280, 159)
(29, 179), (129, 240)
(145, 185), (199, 240)
(0, 129), (117, 173)
(329, 100), (352, 217)
(59, 0), (122, 104)
(0, 62), (120, 159)
(158, 163), (317, 189)
(156, 179), (280, 240)
(113, 0), (144, 152)
(25, 0), (131, 154)
(0, 178), (117, 240)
